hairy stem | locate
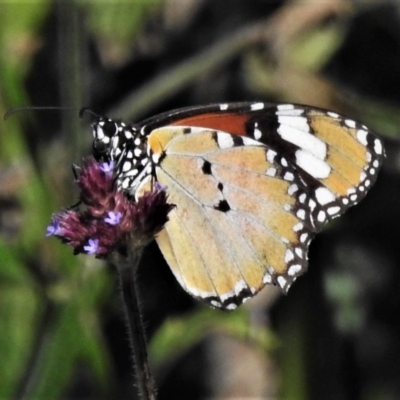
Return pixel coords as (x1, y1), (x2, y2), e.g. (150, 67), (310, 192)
(113, 248), (156, 400)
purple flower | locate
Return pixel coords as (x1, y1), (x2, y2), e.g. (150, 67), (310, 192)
(46, 219), (63, 237)
(47, 157), (173, 257)
(84, 238), (99, 254)
(100, 161), (115, 175)
(154, 181), (167, 192)
(104, 211), (122, 225)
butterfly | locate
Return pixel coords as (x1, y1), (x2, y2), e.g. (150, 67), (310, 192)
(90, 102), (384, 310)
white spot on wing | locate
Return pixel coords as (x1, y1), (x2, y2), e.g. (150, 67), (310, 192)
(327, 111), (339, 118)
(220, 104), (229, 110)
(267, 150), (277, 163)
(242, 136), (262, 146)
(285, 249), (294, 262)
(277, 104), (294, 111)
(317, 210), (326, 222)
(357, 129), (368, 146)
(288, 264), (302, 276)
(284, 172), (294, 181)
(295, 248), (303, 258)
(300, 233), (308, 243)
(315, 187), (336, 205)
(250, 102), (264, 111)
(288, 184), (298, 195)
(297, 209), (306, 219)
(263, 274), (272, 284)
(217, 133), (235, 149)
(328, 206), (341, 215)
(266, 168), (277, 177)
(234, 279), (247, 295)
(277, 276), (287, 288)
(374, 139), (383, 155)
(211, 300), (222, 308)
(278, 125), (327, 160)
(345, 119), (356, 128)
(254, 128), (262, 140)
(295, 150), (331, 179)
(276, 108), (304, 116)
(278, 116), (310, 132)
(293, 222), (303, 232)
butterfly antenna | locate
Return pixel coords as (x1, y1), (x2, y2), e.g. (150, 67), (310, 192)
(79, 107), (102, 120)
(4, 106), (80, 121)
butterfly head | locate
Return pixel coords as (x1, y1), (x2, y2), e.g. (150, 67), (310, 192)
(91, 117), (121, 159)
(90, 117), (153, 194)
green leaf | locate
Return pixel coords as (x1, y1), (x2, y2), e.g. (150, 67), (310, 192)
(0, 284), (39, 399)
(150, 307), (276, 367)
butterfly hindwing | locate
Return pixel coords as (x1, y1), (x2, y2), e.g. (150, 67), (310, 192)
(138, 126), (316, 309)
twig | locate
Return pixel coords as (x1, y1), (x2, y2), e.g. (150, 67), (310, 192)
(109, 20), (267, 121)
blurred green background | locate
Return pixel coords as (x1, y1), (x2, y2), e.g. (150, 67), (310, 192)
(1, 1), (400, 399)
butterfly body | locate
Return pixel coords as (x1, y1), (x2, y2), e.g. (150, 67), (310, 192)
(91, 102), (384, 310)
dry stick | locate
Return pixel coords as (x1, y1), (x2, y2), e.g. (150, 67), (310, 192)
(112, 245), (156, 400)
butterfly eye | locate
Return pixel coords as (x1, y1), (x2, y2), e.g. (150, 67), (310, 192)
(102, 120), (119, 136)
(92, 119), (118, 141)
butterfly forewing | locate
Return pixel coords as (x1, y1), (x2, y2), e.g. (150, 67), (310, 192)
(91, 102), (384, 310)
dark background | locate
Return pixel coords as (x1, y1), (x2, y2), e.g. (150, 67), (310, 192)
(1, 1), (400, 399)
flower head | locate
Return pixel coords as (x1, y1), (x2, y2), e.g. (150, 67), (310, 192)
(46, 157), (173, 257)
